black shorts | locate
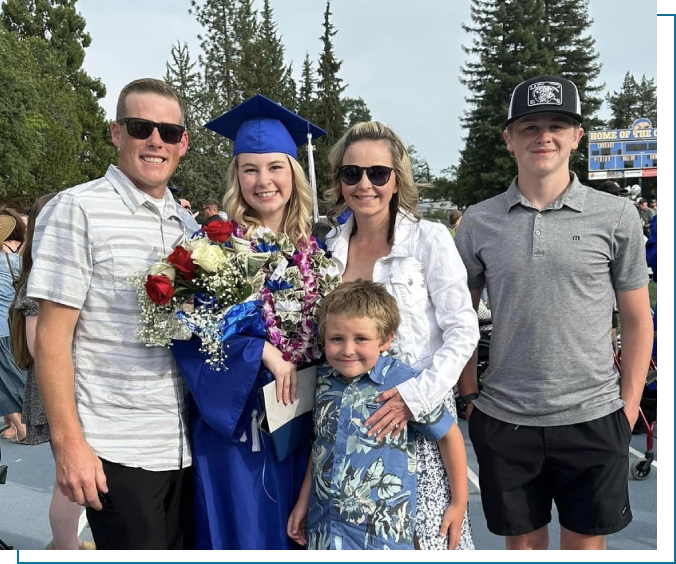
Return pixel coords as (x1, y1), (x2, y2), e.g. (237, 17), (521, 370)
(86, 460), (194, 550)
(468, 407), (632, 537)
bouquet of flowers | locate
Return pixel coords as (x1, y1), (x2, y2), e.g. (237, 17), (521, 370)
(132, 220), (341, 369)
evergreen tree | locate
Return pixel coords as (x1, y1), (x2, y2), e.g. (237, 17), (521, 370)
(1, 0), (114, 207)
(280, 63), (297, 111)
(606, 73), (656, 129)
(313, 1), (346, 197)
(428, 167), (458, 202)
(454, 0), (550, 207)
(342, 97), (372, 128)
(257, 0), (291, 103)
(298, 53), (316, 120)
(191, 0), (238, 116)
(541, 0), (604, 173)
(0, 29), (42, 206)
(454, 0), (604, 206)
(606, 72), (640, 129)
(408, 146), (432, 184)
(233, 0), (259, 100)
(636, 75), (657, 126)
(165, 42), (229, 205)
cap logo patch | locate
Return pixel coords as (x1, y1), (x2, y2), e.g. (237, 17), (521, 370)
(527, 82), (563, 107)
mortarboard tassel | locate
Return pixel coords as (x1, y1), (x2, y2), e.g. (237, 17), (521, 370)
(307, 132), (319, 225)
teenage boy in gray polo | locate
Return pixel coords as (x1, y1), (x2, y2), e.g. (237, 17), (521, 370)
(455, 75), (654, 550)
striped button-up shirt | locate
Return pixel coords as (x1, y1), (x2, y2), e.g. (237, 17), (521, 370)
(28, 165), (199, 471)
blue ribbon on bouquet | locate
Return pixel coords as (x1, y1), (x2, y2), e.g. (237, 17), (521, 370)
(217, 300), (267, 342)
(176, 299), (267, 343)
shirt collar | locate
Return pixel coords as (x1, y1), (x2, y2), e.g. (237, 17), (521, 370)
(327, 352), (394, 385)
(366, 352), (394, 385)
(505, 171), (586, 213)
(105, 165), (179, 218)
(327, 210), (417, 273)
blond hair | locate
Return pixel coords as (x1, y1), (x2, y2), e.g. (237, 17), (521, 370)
(116, 78), (185, 125)
(318, 280), (400, 343)
(223, 154), (312, 247)
(325, 121), (421, 243)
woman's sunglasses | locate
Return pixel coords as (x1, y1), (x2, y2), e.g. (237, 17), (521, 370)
(337, 165), (394, 187)
(118, 118), (185, 144)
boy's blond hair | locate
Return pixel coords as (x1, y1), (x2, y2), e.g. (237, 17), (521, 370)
(318, 280), (400, 343)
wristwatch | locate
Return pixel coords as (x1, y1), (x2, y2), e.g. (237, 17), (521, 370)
(459, 393), (480, 410)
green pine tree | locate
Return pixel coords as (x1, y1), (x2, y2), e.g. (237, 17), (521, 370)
(453, 0), (604, 206)
(0, 29), (42, 206)
(541, 0), (604, 175)
(191, 0), (239, 116)
(298, 53), (316, 120)
(257, 0), (292, 104)
(165, 41), (229, 206)
(454, 0), (550, 207)
(1, 0), (115, 208)
(313, 1), (346, 200)
(635, 75), (657, 126)
(342, 97), (372, 128)
(606, 72), (641, 129)
(233, 0), (259, 100)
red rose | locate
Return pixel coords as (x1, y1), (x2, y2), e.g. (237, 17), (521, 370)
(145, 274), (175, 305)
(203, 220), (234, 243)
(167, 246), (198, 280)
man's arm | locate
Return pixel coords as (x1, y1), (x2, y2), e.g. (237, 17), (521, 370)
(615, 286), (654, 427)
(456, 288), (484, 420)
(35, 300), (107, 510)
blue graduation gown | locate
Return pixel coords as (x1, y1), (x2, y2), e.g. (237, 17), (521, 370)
(172, 336), (309, 549)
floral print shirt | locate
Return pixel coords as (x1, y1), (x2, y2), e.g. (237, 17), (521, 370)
(307, 353), (455, 550)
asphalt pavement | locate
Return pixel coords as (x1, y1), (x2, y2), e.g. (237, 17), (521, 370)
(0, 420), (658, 552)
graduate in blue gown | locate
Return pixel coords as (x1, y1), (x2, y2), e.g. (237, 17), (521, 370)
(173, 94), (326, 549)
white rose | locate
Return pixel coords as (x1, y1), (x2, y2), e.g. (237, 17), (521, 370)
(191, 240), (225, 273)
(188, 234), (208, 251)
(149, 262), (176, 282)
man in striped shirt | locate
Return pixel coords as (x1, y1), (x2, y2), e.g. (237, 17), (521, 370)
(28, 79), (199, 550)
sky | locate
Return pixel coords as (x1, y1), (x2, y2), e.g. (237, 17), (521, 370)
(77, 0), (658, 175)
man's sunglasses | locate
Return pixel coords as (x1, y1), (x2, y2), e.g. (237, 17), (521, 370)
(118, 118), (185, 144)
(337, 165), (394, 187)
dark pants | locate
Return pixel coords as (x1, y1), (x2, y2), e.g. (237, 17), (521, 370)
(86, 459), (194, 550)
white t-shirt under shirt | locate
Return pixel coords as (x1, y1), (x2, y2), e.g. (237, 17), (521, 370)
(145, 193), (167, 216)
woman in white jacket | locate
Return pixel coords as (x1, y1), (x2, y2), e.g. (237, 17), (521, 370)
(324, 121), (480, 550)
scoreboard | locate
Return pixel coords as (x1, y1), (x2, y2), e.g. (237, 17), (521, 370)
(587, 118), (657, 180)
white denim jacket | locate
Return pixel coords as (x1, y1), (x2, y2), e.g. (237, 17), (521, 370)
(327, 212), (480, 419)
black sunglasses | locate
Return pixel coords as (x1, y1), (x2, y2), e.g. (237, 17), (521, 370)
(337, 165), (394, 187)
(118, 118), (185, 144)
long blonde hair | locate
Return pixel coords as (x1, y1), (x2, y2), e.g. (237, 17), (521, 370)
(223, 154), (313, 247)
(325, 121), (421, 244)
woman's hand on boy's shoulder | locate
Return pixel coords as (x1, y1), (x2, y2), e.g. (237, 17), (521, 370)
(366, 387), (413, 442)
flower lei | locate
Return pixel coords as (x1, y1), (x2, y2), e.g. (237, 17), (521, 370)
(234, 223), (333, 365)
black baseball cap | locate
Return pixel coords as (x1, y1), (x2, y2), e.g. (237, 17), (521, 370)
(505, 75), (583, 128)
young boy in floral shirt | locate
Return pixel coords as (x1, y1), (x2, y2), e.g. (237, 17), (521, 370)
(287, 280), (468, 550)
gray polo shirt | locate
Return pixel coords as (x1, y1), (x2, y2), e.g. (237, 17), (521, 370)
(455, 173), (648, 426)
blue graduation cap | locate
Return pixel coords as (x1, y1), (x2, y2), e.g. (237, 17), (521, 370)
(204, 94), (326, 159)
